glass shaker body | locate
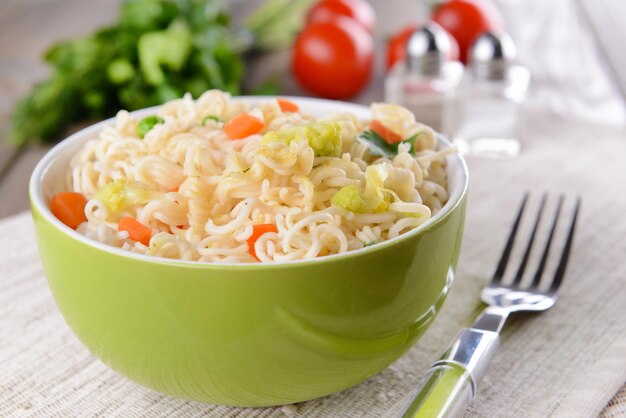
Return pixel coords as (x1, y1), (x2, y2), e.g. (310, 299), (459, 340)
(448, 65), (530, 158)
(385, 61), (463, 133)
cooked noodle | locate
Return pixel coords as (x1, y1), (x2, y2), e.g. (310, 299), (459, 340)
(69, 90), (452, 263)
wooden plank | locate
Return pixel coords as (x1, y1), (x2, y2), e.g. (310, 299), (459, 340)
(0, 0), (18, 18)
(0, 0), (122, 133)
(0, 145), (51, 219)
(0, 0), (121, 99)
(0, 125), (21, 177)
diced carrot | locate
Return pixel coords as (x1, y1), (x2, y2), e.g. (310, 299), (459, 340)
(247, 223), (278, 261)
(223, 113), (265, 139)
(50, 192), (88, 229)
(118, 216), (152, 246)
(370, 119), (402, 144)
(277, 99), (299, 113)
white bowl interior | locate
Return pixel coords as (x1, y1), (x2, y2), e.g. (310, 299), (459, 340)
(30, 96), (468, 266)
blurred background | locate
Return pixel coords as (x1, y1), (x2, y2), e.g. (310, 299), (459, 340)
(0, 0), (625, 219)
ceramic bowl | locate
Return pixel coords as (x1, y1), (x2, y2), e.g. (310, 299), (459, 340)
(29, 97), (468, 406)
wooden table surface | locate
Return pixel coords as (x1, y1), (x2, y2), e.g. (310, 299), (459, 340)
(1, 0), (625, 415)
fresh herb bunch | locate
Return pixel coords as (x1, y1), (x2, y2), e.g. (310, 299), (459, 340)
(9, 0), (312, 145)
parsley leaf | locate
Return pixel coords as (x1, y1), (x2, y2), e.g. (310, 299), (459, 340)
(358, 130), (418, 159)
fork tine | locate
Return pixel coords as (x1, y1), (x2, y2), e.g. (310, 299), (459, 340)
(491, 193), (529, 284)
(511, 193), (547, 286)
(548, 197), (581, 293)
(529, 195), (564, 288)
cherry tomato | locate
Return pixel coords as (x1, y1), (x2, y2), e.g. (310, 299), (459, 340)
(307, 0), (376, 33)
(292, 16), (374, 99)
(432, 0), (504, 63)
(386, 24), (418, 71)
(386, 23), (460, 71)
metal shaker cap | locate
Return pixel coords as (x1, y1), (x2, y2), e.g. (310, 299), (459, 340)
(406, 22), (452, 76)
(469, 31), (517, 80)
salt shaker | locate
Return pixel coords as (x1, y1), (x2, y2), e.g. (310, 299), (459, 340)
(447, 31), (530, 158)
(385, 22), (463, 132)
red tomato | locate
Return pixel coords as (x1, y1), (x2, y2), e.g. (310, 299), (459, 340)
(386, 24), (419, 71)
(386, 23), (460, 71)
(292, 16), (374, 99)
(432, 0), (504, 64)
(307, 0), (376, 33)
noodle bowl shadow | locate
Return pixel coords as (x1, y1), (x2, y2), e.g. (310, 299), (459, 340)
(29, 97), (468, 407)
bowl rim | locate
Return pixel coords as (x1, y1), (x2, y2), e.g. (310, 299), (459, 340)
(29, 95), (469, 269)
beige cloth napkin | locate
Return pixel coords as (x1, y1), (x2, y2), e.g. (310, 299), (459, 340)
(1, 114), (626, 417)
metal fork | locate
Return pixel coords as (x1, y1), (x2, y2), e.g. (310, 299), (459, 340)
(399, 194), (581, 418)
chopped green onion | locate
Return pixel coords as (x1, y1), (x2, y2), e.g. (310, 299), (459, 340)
(364, 241), (378, 247)
(242, 167), (250, 173)
(202, 115), (223, 125)
(137, 115), (164, 138)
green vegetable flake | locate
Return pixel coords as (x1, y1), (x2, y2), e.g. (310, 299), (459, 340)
(137, 115), (164, 138)
(262, 121), (342, 157)
(331, 185), (364, 213)
(202, 115), (223, 125)
(364, 241), (379, 247)
(331, 164), (391, 214)
(94, 179), (154, 212)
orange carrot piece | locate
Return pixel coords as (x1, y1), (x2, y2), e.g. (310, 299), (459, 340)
(50, 192), (88, 229)
(277, 99), (299, 113)
(247, 223), (278, 261)
(370, 119), (402, 144)
(118, 216), (152, 246)
(223, 113), (265, 139)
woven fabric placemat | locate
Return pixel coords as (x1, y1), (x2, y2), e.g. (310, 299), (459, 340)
(1, 114), (626, 417)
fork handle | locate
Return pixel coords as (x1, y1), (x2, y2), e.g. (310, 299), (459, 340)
(399, 328), (500, 418)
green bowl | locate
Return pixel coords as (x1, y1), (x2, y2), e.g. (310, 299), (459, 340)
(29, 97), (468, 407)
